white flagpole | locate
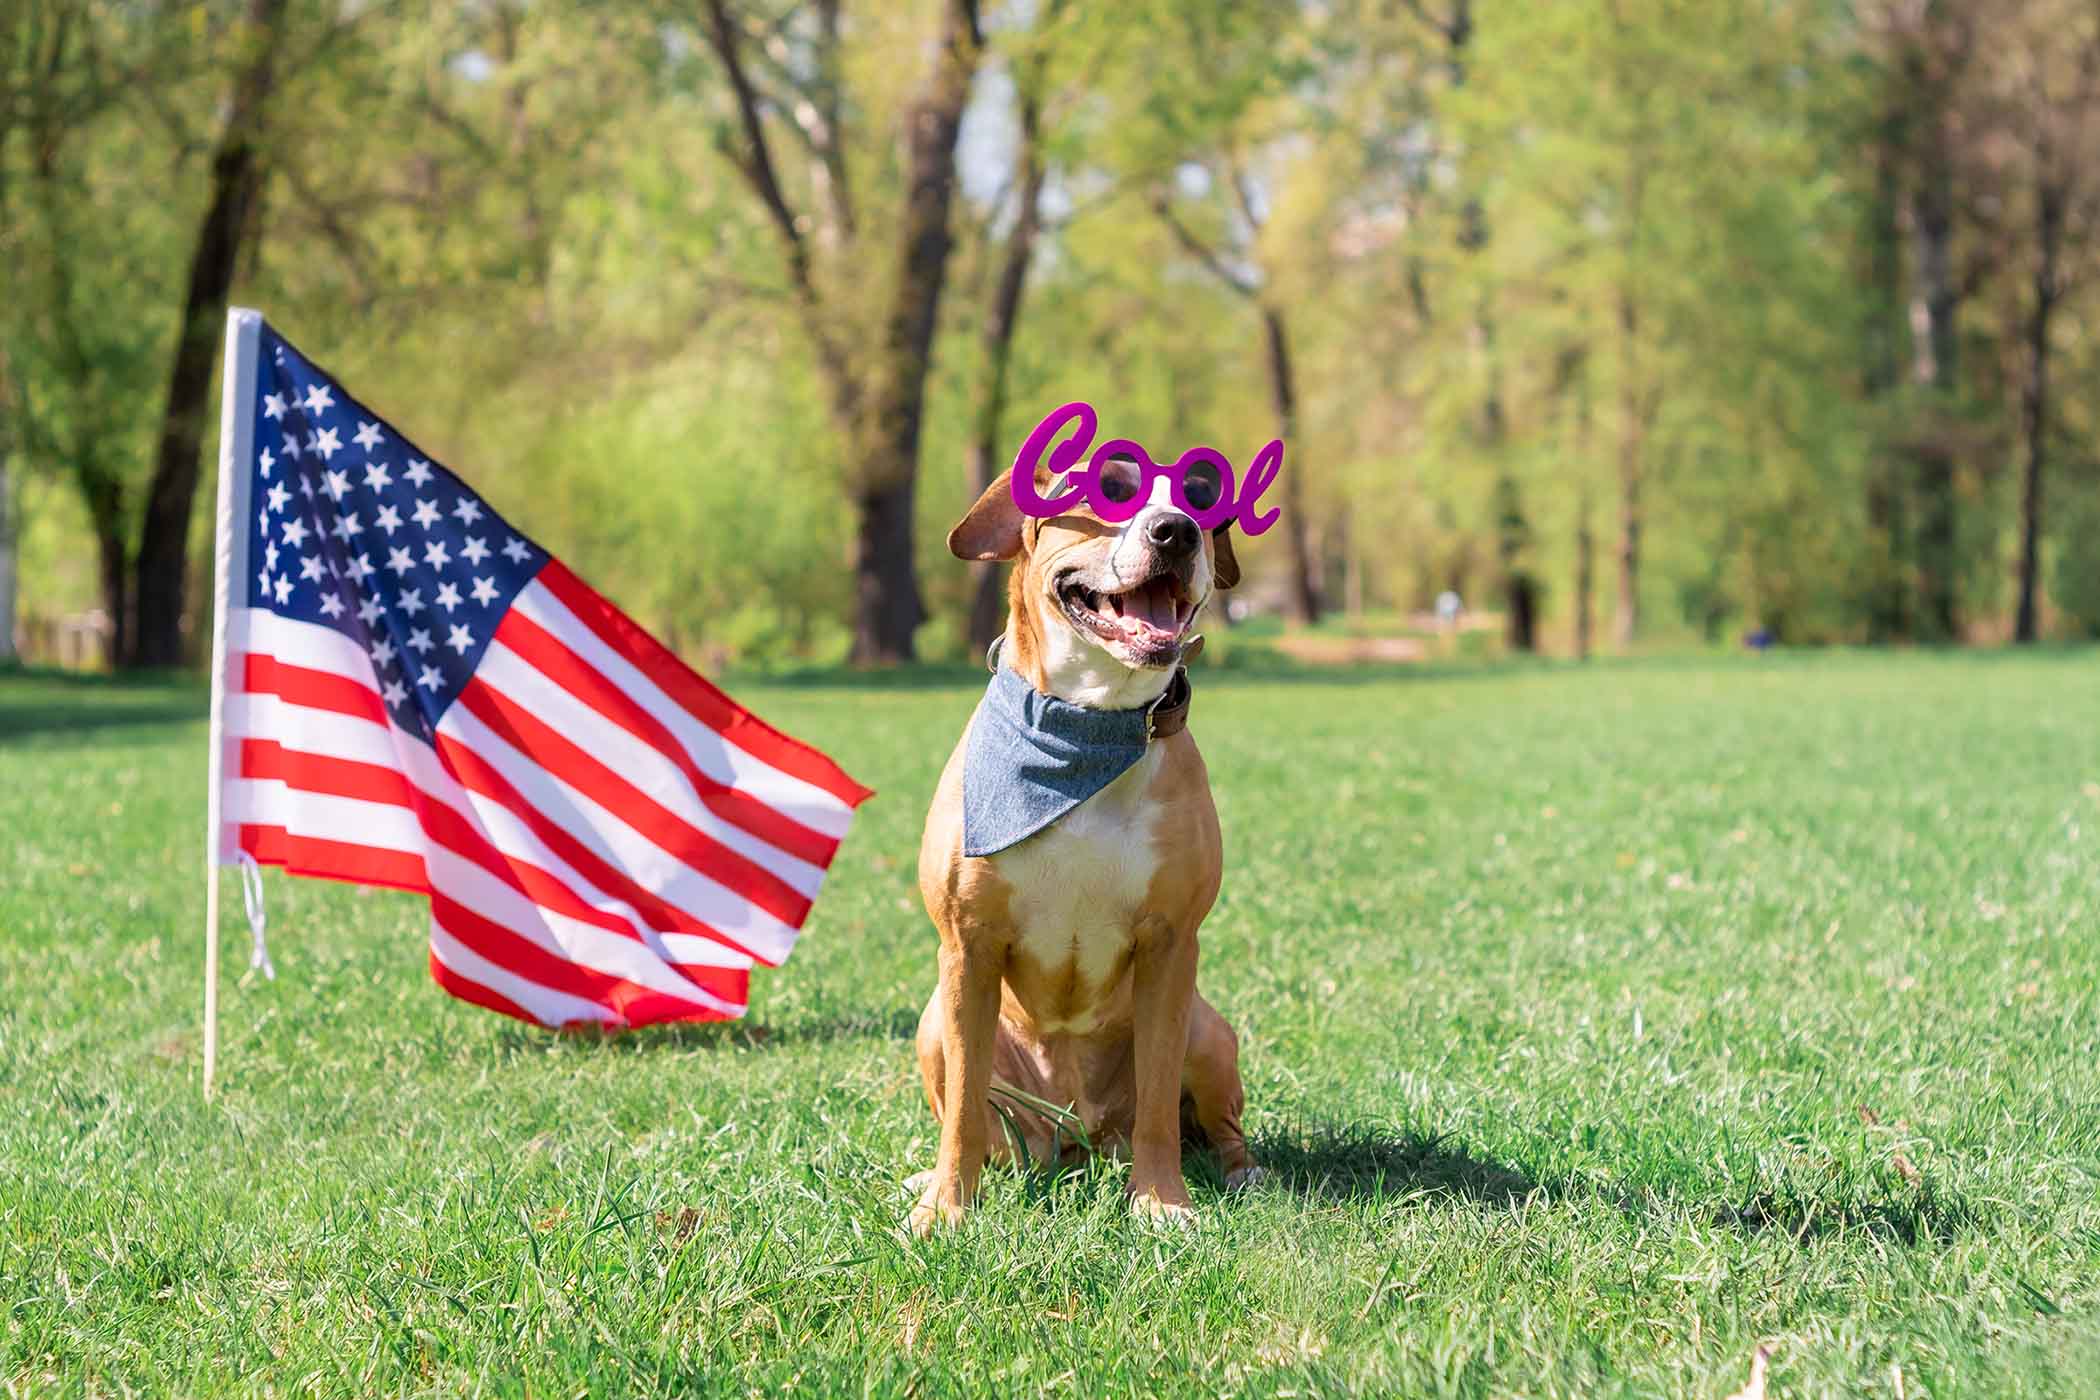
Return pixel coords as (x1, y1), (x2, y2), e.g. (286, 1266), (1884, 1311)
(205, 308), (263, 1101)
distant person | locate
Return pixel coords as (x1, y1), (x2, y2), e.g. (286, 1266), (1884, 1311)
(1436, 590), (1463, 627)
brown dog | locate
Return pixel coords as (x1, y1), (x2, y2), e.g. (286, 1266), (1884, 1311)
(908, 458), (1258, 1234)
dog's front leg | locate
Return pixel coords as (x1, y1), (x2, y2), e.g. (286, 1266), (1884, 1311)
(1128, 917), (1198, 1223)
(909, 936), (1002, 1236)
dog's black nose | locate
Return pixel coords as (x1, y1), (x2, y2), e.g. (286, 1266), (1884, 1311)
(1146, 513), (1199, 557)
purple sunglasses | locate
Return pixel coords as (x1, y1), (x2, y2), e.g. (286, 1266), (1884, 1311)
(1009, 401), (1282, 536)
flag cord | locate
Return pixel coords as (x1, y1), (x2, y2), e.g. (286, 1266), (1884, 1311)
(236, 851), (275, 981)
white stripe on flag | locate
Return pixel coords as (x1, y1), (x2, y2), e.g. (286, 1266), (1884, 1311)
(511, 581), (855, 837)
(475, 638), (826, 895)
(439, 701), (801, 966)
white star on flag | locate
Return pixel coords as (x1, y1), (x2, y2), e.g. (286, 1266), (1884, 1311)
(325, 468), (350, 500)
(271, 575), (294, 605)
(452, 499), (483, 526)
(319, 593), (345, 619)
(282, 519), (310, 548)
(281, 432), (303, 462)
(313, 427), (342, 461)
(263, 392), (287, 420)
(399, 588), (426, 617)
(260, 447), (276, 477)
(264, 542), (280, 572)
(501, 537), (530, 563)
(416, 665), (443, 691)
(266, 483), (290, 513)
(461, 536), (490, 566)
(371, 638), (397, 667)
(411, 499), (441, 529)
(445, 624), (474, 654)
(299, 555), (325, 583)
(407, 627), (434, 654)
(302, 383), (335, 415)
(364, 462), (393, 491)
(375, 505), (403, 534)
(424, 540), (451, 570)
(386, 547), (415, 577)
(382, 678), (408, 707)
(470, 576), (500, 606)
(403, 459), (433, 487)
(435, 582), (463, 612)
(353, 421), (384, 450)
(357, 597), (385, 626)
(347, 554), (375, 584)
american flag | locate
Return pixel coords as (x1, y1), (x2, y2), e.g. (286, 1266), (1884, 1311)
(209, 313), (872, 1027)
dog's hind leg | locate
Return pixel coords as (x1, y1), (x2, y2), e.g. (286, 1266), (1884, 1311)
(1183, 994), (1262, 1190)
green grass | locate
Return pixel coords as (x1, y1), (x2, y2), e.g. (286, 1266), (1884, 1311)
(4, 651), (2099, 1397)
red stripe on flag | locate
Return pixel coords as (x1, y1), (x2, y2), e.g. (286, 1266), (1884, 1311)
(426, 950), (543, 1027)
(243, 652), (386, 725)
(241, 738), (417, 809)
(453, 679), (811, 929)
(534, 561), (873, 808)
(432, 730), (777, 965)
(494, 607), (840, 868)
(431, 893), (736, 1026)
(238, 822), (430, 894)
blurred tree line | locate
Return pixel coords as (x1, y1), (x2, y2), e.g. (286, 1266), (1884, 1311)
(6, 0), (2100, 669)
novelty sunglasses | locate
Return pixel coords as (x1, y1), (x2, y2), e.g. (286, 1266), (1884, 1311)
(1010, 401), (1282, 536)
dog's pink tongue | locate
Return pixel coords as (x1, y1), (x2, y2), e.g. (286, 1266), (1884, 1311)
(1124, 580), (1179, 635)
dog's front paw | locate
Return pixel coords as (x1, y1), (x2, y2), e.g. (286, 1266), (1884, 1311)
(907, 1180), (967, 1238)
(1129, 1190), (1198, 1228)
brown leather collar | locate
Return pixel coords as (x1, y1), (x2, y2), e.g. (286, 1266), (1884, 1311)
(1144, 665), (1192, 741)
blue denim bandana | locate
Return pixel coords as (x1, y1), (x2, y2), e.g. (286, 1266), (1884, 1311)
(961, 663), (1154, 858)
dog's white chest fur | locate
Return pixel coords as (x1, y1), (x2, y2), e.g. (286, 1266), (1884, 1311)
(992, 747), (1163, 1030)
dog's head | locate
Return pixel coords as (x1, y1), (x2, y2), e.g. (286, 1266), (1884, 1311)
(949, 455), (1240, 699)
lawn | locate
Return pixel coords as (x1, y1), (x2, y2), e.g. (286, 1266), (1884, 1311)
(3, 651), (2098, 1397)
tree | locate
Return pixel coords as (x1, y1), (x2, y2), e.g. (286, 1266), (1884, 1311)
(2001, 0), (2100, 641)
(963, 1), (1064, 654)
(132, 0), (289, 668)
(700, 0), (982, 663)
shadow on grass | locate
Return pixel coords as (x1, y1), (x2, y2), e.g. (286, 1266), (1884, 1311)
(1241, 1121), (1974, 1246)
(493, 1005), (922, 1057)
(1241, 1122), (1541, 1208)
(0, 666), (206, 743)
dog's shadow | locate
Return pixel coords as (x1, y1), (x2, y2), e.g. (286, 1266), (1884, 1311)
(1218, 1122), (1542, 1209)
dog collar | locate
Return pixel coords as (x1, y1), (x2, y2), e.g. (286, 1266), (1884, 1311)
(961, 646), (1195, 857)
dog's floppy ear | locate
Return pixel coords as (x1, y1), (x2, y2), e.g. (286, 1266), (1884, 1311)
(1211, 524), (1241, 589)
(949, 469), (1026, 562)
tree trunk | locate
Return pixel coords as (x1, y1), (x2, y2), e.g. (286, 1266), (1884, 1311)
(965, 70), (1047, 654)
(0, 456), (14, 665)
(131, 0), (287, 668)
(1613, 285), (1645, 651)
(1908, 133), (1960, 642)
(83, 472), (130, 669)
(1575, 489), (1594, 662)
(2015, 179), (2063, 644)
(1863, 99), (1911, 642)
(848, 0), (981, 664)
(1259, 304), (1320, 626)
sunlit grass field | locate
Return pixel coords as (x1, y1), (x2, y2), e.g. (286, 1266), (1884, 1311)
(4, 651), (2098, 1397)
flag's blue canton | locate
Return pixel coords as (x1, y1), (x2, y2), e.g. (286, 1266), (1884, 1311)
(245, 325), (545, 742)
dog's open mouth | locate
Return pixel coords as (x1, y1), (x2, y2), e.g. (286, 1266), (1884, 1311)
(1057, 572), (1197, 650)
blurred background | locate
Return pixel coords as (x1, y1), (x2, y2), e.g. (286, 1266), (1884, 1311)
(5, 0), (2099, 672)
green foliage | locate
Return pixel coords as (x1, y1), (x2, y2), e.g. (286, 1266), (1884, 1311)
(6, 0), (2100, 660)
(6, 655), (2100, 1392)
